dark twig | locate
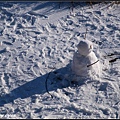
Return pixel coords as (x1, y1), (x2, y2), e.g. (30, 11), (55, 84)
(70, 1), (74, 12)
(45, 72), (53, 98)
(45, 66), (56, 98)
(87, 60), (99, 67)
(84, 28), (88, 40)
(89, 1), (93, 9)
(109, 58), (119, 63)
(58, 2), (62, 9)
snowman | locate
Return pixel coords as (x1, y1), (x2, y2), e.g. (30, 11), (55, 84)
(71, 40), (101, 82)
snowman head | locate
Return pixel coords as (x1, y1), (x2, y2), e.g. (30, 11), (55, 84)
(77, 40), (93, 56)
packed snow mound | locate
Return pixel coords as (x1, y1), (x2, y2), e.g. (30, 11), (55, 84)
(71, 40), (101, 81)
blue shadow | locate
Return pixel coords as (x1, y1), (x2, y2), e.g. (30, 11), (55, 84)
(0, 64), (73, 106)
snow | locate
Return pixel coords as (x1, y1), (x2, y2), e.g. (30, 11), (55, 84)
(71, 40), (101, 81)
(0, 1), (120, 119)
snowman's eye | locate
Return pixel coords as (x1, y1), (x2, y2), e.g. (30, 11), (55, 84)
(90, 45), (92, 49)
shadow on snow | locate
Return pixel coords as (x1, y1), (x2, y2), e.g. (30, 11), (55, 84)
(0, 64), (78, 106)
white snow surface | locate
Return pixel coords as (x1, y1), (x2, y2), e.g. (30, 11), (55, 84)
(0, 2), (120, 119)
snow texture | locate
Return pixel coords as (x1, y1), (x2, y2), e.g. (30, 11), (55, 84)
(0, 1), (120, 119)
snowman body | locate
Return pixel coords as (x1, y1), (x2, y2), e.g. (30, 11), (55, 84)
(71, 40), (100, 81)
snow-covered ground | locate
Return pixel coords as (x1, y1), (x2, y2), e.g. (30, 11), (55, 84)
(0, 2), (120, 119)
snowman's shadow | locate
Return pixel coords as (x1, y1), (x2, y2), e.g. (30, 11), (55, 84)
(0, 63), (83, 106)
